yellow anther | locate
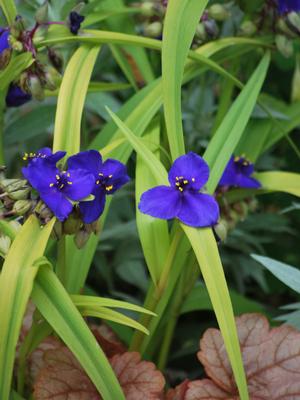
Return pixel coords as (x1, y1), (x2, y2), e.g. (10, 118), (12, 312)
(67, 181), (73, 185)
(99, 172), (104, 176)
(59, 184), (64, 189)
(96, 180), (100, 185)
(49, 183), (54, 187)
(191, 178), (195, 182)
(108, 174), (113, 178)
(183, 180), (188, 185)
(176, 176), (179, 181)
(175, 182), (180, 187)
(106, 185), (113, 191)
(234, 156), (240, 162)
(56, 174), (60, 180)
(23, 156), (27, 161)
(178, 187), (183, 192)
(67, 173), (70, 177)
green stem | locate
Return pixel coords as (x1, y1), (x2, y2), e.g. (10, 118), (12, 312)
(0, 91), (6, 165)
(56, 237), (67, 285)
(130, 225), (183, 351)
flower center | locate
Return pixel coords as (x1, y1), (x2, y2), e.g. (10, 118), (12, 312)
(95, 173), (114, 192)
(175, 176), (195, 192)
(23, 151), (47, 161)
(49, 171), (73, 190)
(234, 155), (250, 171)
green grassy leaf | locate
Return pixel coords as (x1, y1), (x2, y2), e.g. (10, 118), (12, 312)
(0, 0), (17, 24)
(204, 52), (271, 193)
(135, 120), (170, 285)
(32, 266), (125, 400)
(162, 0), (208, 159)
(252, 255), (300, 294)
(0, 216), (55, 400)
(0, 53), (33, 91)
(256, 171), (300, 197)
(53, 45), (100, 155)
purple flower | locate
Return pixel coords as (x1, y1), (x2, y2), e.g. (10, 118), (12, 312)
(22, 158), (95, 221)
(67, 150), (130, 223)
(23, 147), (66, 165)
(69, 12), (85, 35)
(218, 155), (261, 189)
(6, 84), (32, 107)
(0, 28), (10, 54)
(138, 152), (219, 228)
(278, 0), (300, 13)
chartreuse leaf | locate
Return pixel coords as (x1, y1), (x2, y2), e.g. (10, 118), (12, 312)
(32, 266), (125, 400)
(255, 171), (300, 197)
(0, 53), (34, 91)
(53, 45), (100, 155)
(0, 0), (17, 24)
(71, 294), (155, 315)
(0, 216), (55, 400)
(135, 120), (170, 285)
(204, 52), (270, 193)
(162, 0), (208, 159)
(252, 255), (300, 294)
(78, 306), (149, 335)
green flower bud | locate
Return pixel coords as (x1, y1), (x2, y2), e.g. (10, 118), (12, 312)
(277, 18), (298, 38)
(9, 36), (23, 52)
(195, 22), (207, 41)
(208, 4), (230, 21)
(140, 2), (156, 17)
(74, 229), (90, 249)
(35, 200), (53, 223)
(63, 213), (81, 235)
(287, 12), (300, 35)
(275, 34), (294, 58)
(28, 76), (45, 101)
(51, 221), (62, 240)
(239, 20), (257, 37)
(43, 66), (61, 91)
(214, 219), (228, 242)
(13, 199), (32, 215)
(0, 179), (28, 194)
(35, 1), (49, 24)
(0, 235), (11, 257)
(144, 21), (162, 38)
(48, 48), (64, 72)
(0, 48), (12, 69)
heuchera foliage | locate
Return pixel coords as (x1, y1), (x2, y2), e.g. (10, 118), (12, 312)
(167, 314), (300, 399)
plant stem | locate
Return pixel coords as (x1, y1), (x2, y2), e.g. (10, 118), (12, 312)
(130, 224), (183, 351)
(56, 236), (67, 285)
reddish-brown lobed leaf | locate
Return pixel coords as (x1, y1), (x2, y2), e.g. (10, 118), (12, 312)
(166, 380), (190, 400)
(91, 323), (126, 358)
(33, 347), (100, 400)
(110, 352), (166, 399)
(168, 313), (300, 400)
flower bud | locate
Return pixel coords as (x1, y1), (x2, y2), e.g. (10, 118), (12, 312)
(35, 200), (53, 223)
(203, 19), (219, 38)
(43, 66), (61, 91)
(0, 179), (28, 196)
(13, 199), (32, 215)
(195, 22), (207, 41)
(287, 12), (300, 35)
(239, 20), (257, 36)
(0, 235), (11, 257)
(10, 16), (25, 37)
(0, 48), (11, 69)
(214, 219), (228, 242)
(140, 2), (156, 17)
(275, 34), (294, 58)
(51, 220), (62, 240)
(277, 18), (298, 37)
(74, 229), (90, 249)
(144, 21), (162, 38)
(63, 213), (81, 235)
(208, 4), (230, 21)
(35, 1), (49, 24)
(28, 75), (45, 101)
(48, 48), (64, 72)
(8, 36), (23, 52)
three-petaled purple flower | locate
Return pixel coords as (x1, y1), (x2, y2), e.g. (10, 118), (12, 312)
(278, 0), (300, 14)
(218, 155), (261, 189)
(22, 157), (95, 221)
(23, 147), (66, 165)
(138, 152), (219, 228)
(69, 12), (85, 35)
(67, 150), (130, 223)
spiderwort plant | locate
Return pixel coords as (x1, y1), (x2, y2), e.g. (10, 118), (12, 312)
(139, 152), (220, 227)
(278, 0), (300, 14)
